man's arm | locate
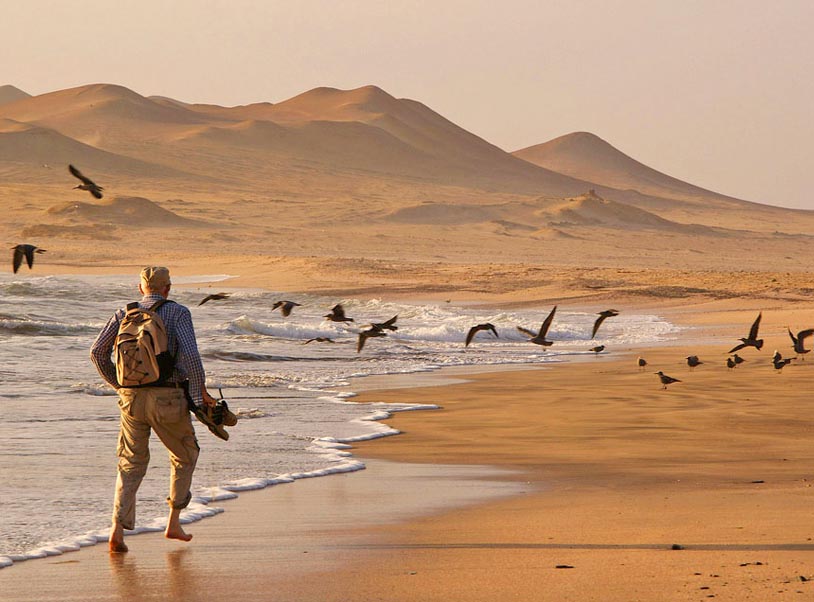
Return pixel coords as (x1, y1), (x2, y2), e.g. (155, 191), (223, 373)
(175, 307), (207, 408)
(90, 313), (121, 389)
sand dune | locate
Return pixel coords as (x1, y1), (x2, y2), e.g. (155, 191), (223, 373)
(0, 85), (30, 105)
(46, 196), (202, 227)
(0, 118), (183, 177)
(541, 191), (720, 234)
(514, 132), (741, 205)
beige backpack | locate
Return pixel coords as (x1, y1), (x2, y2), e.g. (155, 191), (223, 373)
(114, 300), (175, 387)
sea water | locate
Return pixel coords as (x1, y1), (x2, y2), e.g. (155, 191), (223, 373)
(0, 273), (680, 567)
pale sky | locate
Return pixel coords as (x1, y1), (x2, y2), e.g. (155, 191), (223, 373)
(2, 0), (812, 209)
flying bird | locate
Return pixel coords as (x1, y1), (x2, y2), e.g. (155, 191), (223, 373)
(357, 326), (387, 353)
(371, 315), (398, 331)
(324, 304), (354, 323)
(686, 355), (703, 369)
(517, 305), (557, 346)
(592, 309), (619, 338)
(728, 312), (764, 353)
(68, 164), (104, 199)
(655, 371), (681, 390)
(11, 244), (46, 273)
(637, 356), (647, 370)
(465, 323), (498, 347)
(304, 337), (335, 344)
(198, 292), (231, 306)
(589, 345), (605, 354)
(787, 327), (814, 359)
(272, 300), (301, 317)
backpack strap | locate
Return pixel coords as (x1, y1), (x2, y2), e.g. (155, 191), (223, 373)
(148, 299), (173, 313)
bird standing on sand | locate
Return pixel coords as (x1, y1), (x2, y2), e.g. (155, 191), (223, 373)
(68, 164), (104, 199)
(357, 326), (387, 353)
(787, 327), (814, 360)
(272, 300), (301, 317)
(655, 371), (681, 390)
(324, 304), (354, 323)
(733, 353), (746, 367)
(371, 315), (398, 331)
(773, 354), (795, 371)
(11, 244), (46, 273)
(517, 305), (557, 346)
(728, 312), (764, 353)
(465, 323), (499, 347)
(637, 356), (647, 370)
(199, 292), (231, 306)
(592, 309), (619, 338)
(304, 337), (334, 344)
(589, 345), (605, 354)
(686, 355), (703, 369)
(726, 357), (736, 370)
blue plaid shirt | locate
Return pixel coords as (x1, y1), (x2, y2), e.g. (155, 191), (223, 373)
(90, 293), (206, 407)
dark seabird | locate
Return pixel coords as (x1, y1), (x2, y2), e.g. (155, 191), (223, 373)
(637, 356), (647, 370)
(272, 300), (301, 317)
(357, 327), (387, 353)
(199, 292), (231, 306)
(304, 337), (335, 344)
(728, 312), (764, 353)
(589, 345), (605, 354)
(11, 244), (46, 273)
(465, 323), (498, 347)
(773, 355), (795, 371)
(324, 304), (354, 323)
(787, 327), (814, 359)
(726, 357), (736, 370)
(655, 371), (681, 389)
(686, 355), (703, 369)
(592, 309), (619, 339)
(517, 305), (557, 346)
(371, 315), (398, 331)
(68, 164), (104, 199)
(772, 349), (782, 364)
(733, 354), (746, 366)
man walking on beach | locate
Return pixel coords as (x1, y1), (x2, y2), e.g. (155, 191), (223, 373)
(91, 266), (216, 553)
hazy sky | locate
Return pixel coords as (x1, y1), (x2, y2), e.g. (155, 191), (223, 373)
(2, 1), (812, 208)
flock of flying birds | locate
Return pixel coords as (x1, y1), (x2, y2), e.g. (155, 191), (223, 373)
(641, 312), (813, 390)
(197, 297), (619, 354)
(11, 166), (812, 387)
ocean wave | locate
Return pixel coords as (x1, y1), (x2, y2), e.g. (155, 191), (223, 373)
(0, 319), (97, 336)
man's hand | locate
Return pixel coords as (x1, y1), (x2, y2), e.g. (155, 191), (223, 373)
(202, 387), (218, 408)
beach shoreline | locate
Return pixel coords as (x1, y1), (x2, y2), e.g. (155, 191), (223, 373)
(3, 298), (814, 601)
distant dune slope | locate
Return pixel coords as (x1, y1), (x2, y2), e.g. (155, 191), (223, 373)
(0, 85), (31, 105)
(513, 132), (741, 205)
(0, 118), (184, 177)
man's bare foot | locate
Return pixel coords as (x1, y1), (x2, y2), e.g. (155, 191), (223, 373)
(109, 540), (129, 554)
(165, 527), (192, 542)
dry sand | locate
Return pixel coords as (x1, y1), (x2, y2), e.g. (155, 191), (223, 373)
(4, 305), (814, 601)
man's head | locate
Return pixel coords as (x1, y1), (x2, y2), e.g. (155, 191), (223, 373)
(139, 266), (171, 297)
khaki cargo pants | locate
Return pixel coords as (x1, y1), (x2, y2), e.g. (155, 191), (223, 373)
(113, 386), (199, 530)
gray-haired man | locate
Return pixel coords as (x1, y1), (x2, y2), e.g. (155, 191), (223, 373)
(91, 266), (217, 553)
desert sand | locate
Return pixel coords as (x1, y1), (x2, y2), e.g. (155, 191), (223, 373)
(2, 83), (814, 600)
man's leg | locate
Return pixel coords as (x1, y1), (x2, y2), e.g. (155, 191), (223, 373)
(110, 390), (151, 553)
(147, 388), (200, 542)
